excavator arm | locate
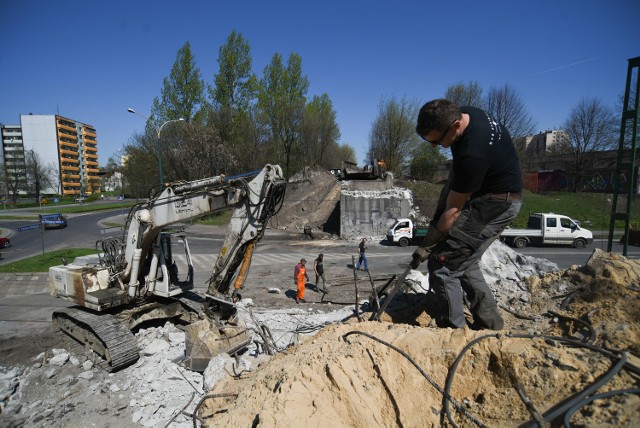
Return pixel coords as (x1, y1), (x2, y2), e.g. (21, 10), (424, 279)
(118, 164), (285, 302)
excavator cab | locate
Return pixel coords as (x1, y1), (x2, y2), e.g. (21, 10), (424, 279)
(152, 230), (194, 297)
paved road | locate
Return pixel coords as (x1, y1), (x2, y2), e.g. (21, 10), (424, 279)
(1, 209), (639, 344)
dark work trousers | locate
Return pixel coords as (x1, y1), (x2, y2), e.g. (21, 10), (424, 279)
(427, 198), (521, 329)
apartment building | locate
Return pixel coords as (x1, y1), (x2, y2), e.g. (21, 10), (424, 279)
(526, 129), (569, 155)
(2, 114), (101, 196)
(0, 124), (28, 195)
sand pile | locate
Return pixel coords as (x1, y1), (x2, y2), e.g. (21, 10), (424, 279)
(199, 249), (640, 427)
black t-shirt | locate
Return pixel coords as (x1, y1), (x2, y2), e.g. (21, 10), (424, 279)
(359, 241), (366, 254)
(450, 106), (522, 197)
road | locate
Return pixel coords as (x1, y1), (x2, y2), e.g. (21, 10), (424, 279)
(1, 210), (639, 344)
(0, 210), (127, 265)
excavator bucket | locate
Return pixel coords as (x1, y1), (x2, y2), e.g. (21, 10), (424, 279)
(181, 317), (252, 372)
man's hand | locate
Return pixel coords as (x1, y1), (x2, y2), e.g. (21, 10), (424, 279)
(410, 247), (430, 269)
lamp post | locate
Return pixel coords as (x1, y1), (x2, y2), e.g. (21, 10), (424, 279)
(127, 108), (184, 186)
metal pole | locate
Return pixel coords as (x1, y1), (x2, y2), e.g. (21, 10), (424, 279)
(156, 128), (164, 186)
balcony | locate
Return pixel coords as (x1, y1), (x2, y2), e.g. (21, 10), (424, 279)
(62, 165), (80, 172)
(86, 167), (100, 173)
(84, 130), (97, 137)
(59, 140), (78, 149)
(85, 160), (99, 166)
(57, 122), (76, 132)
(86, 153), (98, 159)
(62, 173), (80, 179)
(58, 131), (77, 140)
(59, 149), (79, 157)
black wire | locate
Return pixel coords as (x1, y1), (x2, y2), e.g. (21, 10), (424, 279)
(342, 330), (488, 428)
(563, 388), (640, 427)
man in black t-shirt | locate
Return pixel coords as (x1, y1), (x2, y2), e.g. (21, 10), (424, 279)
(409, 99), (522, 330)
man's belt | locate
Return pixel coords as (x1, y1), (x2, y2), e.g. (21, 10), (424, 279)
(478, 192), (522, 202)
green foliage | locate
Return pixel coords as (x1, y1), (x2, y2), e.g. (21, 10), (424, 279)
(193, 210), (232, 226)
(399, 181), (638, 231)
(258, 52), (309, 177)
(212, 30), (257, 112)
(409, 142), (447, 181)
(0, 249), (98, 273)
(150, 42), (206, 124)
(368, 96), (421, 175)
(509, 190), (639, 230)
(300, 94), (341, 168)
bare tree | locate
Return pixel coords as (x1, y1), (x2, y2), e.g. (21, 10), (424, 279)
(368, 96), (421, 175)
(484, 83), (537, 139)
(25, 150), (56, 199)
(445, 81), (483, 107)
(562, 97), (617, 191)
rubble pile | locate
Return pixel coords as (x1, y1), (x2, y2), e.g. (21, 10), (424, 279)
(5, 244), (638, 427)
(270, 167), (341, 232)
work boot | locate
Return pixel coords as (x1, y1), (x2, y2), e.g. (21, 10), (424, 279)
(322, 288), (329, 294)
(295, 298), (300, 304)
(299, 298), (307, 303)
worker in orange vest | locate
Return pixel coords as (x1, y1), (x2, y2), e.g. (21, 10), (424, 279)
(294, 258), (309, 303)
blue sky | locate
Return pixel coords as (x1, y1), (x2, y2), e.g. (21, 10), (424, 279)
(1, 0), (638, 167)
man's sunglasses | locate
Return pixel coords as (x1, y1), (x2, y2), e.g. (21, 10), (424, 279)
(421, 119), (457, 146)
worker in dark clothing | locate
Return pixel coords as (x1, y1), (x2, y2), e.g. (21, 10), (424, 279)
(314, 253), (328, 294)
(410, 99), (522, 330)
(356, 238), (368, 271)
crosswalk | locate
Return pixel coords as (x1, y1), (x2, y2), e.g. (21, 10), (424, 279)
(0, 251), (376, 298)
(0, 274), (48, 298)
(176, 251), (362, 270)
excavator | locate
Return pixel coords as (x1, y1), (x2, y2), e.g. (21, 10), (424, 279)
(48, 164), (286, 371)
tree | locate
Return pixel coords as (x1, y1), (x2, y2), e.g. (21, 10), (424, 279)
(300, 94), (341, 167)
(367, 96), (421, 176)
(209, 31), (260, 171)
(25, 150), (55, 199)
(484, 83), (537, 139)
(257, 52), (309, 178)
(211, 30), (257, 113)
(562, 97), (617, 191)
(445, 81), (483, 107)
(121, 137), (158, 198)
(409, 143), (447, 181)
(150, 42), (206, 124)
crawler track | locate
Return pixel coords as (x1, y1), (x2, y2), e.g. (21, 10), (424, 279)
(52, 307), (139, 372)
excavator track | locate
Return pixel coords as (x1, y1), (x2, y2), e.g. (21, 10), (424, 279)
(52, 307), (140, 372)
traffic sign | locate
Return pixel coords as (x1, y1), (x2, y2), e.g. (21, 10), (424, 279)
(18, 224), (40, 232)
(40, 213), (62, 220)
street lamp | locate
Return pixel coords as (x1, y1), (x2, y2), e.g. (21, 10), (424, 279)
(127, 108), (184, 186)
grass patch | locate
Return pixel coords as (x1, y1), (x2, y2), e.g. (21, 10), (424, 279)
(0, 248), (98, 273)
(511, 191), (640, 229)
(397, 180), (639, 231)
(193, 211), (232, 226)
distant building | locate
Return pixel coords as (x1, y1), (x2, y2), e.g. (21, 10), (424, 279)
(525, 130), (569, 155)
(0, 124), (28, 196)
(1, 114), (101, 195)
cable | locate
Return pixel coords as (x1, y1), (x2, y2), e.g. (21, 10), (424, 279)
(342, 330), (487, 428)
(563, 388), (640, 427)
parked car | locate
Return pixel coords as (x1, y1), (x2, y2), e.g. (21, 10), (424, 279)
(0, 236), (11, 248)
(500, 212), (593, 248)
(386, 218), (429, 247)
(74, 196), (86, 203)
(41, 214), (68, 229)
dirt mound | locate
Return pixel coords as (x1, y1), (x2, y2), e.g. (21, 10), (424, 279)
(270, 167), (341, 233)
(200, 250), (640, 427)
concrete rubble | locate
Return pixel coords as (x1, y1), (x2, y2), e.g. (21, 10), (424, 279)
(0, 241), (570, 427)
